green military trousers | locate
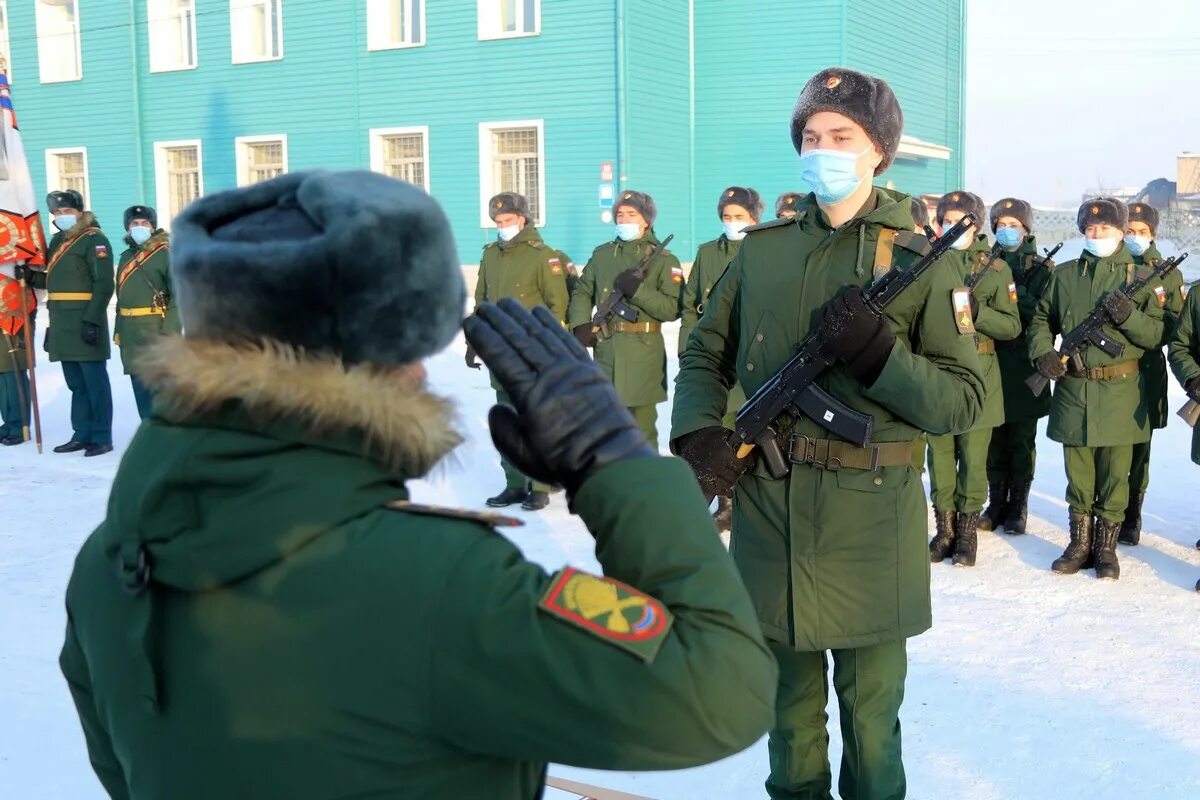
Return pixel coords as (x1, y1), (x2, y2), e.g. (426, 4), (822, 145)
(766, 639), (907, 800)
(0, 370), (31, 439)
(628, 404), (659, 449)
(1064, 445), (1134, 524)
(986, 420), (1039, 484)
(496, 388), (551, 493)
(1127, 439), (1152, 496)
(926, 427), (994, 513)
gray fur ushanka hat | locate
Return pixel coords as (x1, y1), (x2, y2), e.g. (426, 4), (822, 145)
(717, 186), (764, 222)
(171, 169), (465, 366)
(1077, 197), (1128, 234)
(1128, 202), (1160, 236)
(989, 197), (1034, 233)
(790, 67), (904, 175)
(936, 190), (985, 227)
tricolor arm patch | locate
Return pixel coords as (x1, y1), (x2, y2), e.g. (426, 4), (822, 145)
(538, 567), (673, 663)
(1154, 285), (1167, 308)
(951, 288), (976, 335)
(670, 264), (684, 284)
(1008, 282), (1018, 304)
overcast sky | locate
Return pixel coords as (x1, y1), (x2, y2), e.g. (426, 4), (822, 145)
(964, 0), (1200, 207)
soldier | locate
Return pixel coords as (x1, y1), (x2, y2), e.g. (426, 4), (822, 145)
(672, 68), (984, 799)
(980, 198), (1056, 535)
(568, 190), (682, 447)
(1028, 198), (1164, 580)
(0, 265), (35, 445)
(776, 192), (804, 219)
(25, 190), (115, 456)
(1118, 202), (1185, 544)
(471, 192), (570, 510)
(927, 192), (1020, 567)
(59, 171), (777, 799)
(115, 205), (181, 420)
(1166, 280), (1199, 589)
(681, 186), (764, 531)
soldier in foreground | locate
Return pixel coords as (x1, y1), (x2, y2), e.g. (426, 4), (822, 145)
(59, 170), (776, 800)
(1167, 279), (1200, 589)
(672, 68), (984, 799)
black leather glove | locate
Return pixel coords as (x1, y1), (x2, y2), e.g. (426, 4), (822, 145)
(820, 287), (896, 386)
(13, 263), (29, 282)
(81, 321), (100, 347)
(1186, 377), (1200, 403)
(572, 323), (597, 349)
(674, 426), (755, 500)
(464, 299), (654, 501)
(1035, 351), (1067, 380)
(614, 269), (643, 298)
(1102, 291), (1134, 326)
(465, 344), (481, 370)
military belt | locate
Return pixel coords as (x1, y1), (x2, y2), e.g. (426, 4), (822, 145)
(995, 334), (1027, 351)
(48, 292), (93, 302)
(118, 306), (165, 318)
(613, 320), (661, 334)
(976, 339), (996, 355)
(1066, 360), (1140, 381)
(787, 434), (916, 472)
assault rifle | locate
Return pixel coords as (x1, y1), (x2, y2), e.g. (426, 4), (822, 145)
(731, 213), (978, 479)
(591, 234), (674, 339)
(965, 243), (1006, 290)
(1025, 252), (1189, 397)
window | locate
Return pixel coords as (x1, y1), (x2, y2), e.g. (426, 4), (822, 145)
(148, 0), (197, 72)
(153, 140), (204, 225)
(369, 127), (429, 191)
(478, 0), (539, 40)
(0, 2), (12, 80)
(236, 135), (288, 186)
(367, 0), (424, 50)
(45, 148), (90, 207)
(35, 0), (82, 83)
(230, 0), (283, 63)
(478, 120), (544, 226)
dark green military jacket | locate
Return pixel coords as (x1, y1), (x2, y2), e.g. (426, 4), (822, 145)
(1168, 282), (1200, 464)
(568, 230), (682, 407)
(1028, 243), (1165, 447)
(0, 274), (32, 372)
(115, 232), (182, 375)
(1133, 243), (1186, 429)
(949, 235), (1021, 430)
(37, 212), (115, 363)
(672, 189), (986, 651)
(680, 235), (742, 356)
(60, 337), (776, 800)
(998, 235), (1055, 422)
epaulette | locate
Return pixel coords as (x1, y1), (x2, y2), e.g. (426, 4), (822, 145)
(744, 212), (806, 234)
(482, 240), (499, 252)
(893, 229), (932, 256)
(527, 240), (544, 250)
(385, 500), (524, 529)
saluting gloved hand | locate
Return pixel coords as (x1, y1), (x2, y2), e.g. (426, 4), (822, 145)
(820, 287), (895, 386)
(464, 344), (481, 370)
(1186, 377), (1200, 403)
(1035, 351), (1067, 380)
(572, 323), (597, 349)
(464, 298), (654, 502)
(1102, 291), (1134, 326)
(614, 269), (643, 298)
(673, 426), (755, 500)
(81, 321), (100, 347)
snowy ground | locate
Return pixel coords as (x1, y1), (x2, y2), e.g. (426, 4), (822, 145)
(3, 290), (1200, 799)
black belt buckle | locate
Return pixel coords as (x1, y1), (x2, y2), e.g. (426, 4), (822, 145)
(790, 434), (841, 471)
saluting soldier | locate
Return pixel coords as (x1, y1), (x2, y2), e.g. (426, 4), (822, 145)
(980, 198), (1056, 535)
(1166, 279), (1200, 590)
(26, 190), (115, 456)
(1028, 198), (1164, 580)
(776, 192), (803, 219)
(1117, 202), (1185, 544)
(115, 205), (181, 419)
(672, 68), (984, 799)
(0, 265), (35, 445)
(927, 191), (1020, 567)
(471, 192), (570, 511)
(568, 190), (682, 447)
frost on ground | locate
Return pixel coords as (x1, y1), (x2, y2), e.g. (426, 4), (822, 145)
(2, 312), (1199, 799)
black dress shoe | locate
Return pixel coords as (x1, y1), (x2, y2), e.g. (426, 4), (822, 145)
(53, 440), (88, 454)
(1, 435), (23, 446)
(84, 443), (114, 457)
(486, 487), (529, 508)
(521, 491), (550, 511)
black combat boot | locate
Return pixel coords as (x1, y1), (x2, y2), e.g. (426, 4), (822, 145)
(978, 480), (1009, 532)
(1118, 491), (1144, 546)
(1052, 512), (1094, 574)
(1093, 518), (1122, 580)
(929, 509), (957, 562)
(521, 491), (550, 511)
(1002, 480), (1031, 535)
(713, 496), (733, 532)
(486, 487), (529, 508)
(952, 511), (980, 567)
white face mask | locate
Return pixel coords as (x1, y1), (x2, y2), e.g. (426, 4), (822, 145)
(723, 221), (750, 241)
(496, 224), (520, 242)
(1123, 234), (1151, 257)
(1084, 236), (1121, 258)
(615, 223), (642, 242)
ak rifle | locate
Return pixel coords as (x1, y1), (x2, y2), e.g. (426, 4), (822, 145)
(1025, 251), (1189, 397)
(591, 234), (674, 339)
(731, 213), (978, 480)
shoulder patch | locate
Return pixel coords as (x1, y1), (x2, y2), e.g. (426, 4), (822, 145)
(94, 244), (110, 259)
(951, 288), (976, 335)
(1008, 282), (1018, 304)
(1154, 284), (1167, 308)
(548, 256), (563, 274)
(385, 500), (524, 529)
(528, 240), (544, 250)
(538, 567), (673, 663)
(744, 213), (805, 234)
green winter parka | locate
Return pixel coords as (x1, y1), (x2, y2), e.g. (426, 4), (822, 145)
(1027, 243), (1165, 447)
(997, 235), (1056, 422)
(36, 212), (114, 362)
(1168, 281), (1200, 464)
(680, 235), (742, 356)
(568, 230), (682, 407)
(115, 231), (182, 375)
(671, 188), (986, 651)
(60, 337), (777, 800)
(1133, 243), (1187, 429)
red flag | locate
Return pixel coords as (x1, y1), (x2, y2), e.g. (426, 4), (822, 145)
(0, 61), (48, 269)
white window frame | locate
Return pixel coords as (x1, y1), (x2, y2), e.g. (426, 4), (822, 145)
(478, 119), (545, 228)
(35, 0), (83, 83)
(477, 0), (541, 41)
(44, 147), (91, 209)
(0, 2), (12, 81)
(235, 134), (289, 187)
(366, 0), (426, 51)
(368, 126), (430, 192)
(147, 0), (198, 73)
(153, 139), (205, 230)
(230, 0), (284, 65)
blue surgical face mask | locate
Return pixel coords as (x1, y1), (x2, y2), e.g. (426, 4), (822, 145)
(54, 214), (78, 231)
(799, 146), (871, 205)
(723, 221), (750, 241)
(948, 228), (973, 250)
(615, 223), (642, 242)
(496, 224), (520, 242)
(130, 226), (153, 246)
(1124, 234), (1151, 257)
(1084, 236), (1120, 258)
(995, 227), (1023, 249)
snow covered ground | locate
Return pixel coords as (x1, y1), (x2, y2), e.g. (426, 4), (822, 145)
(3, 299), (1199, 799)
